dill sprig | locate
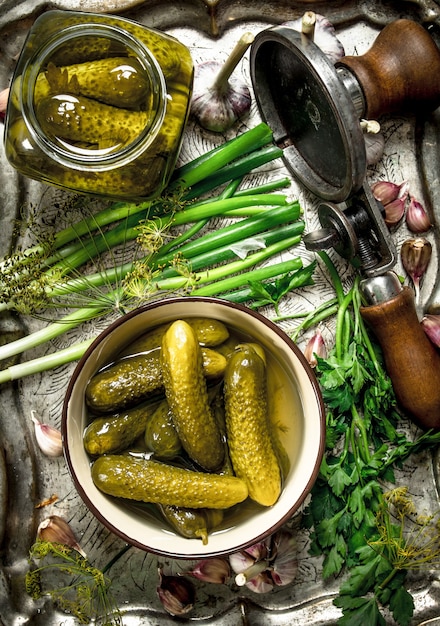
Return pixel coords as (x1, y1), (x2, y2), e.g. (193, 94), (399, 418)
(25, 540), (122, 625)
(371, 487), (440, 571)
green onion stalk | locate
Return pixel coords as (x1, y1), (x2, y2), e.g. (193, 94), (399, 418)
(0, 123), (313, 382)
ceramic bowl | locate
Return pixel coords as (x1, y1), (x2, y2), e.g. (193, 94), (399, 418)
(62, 297), (325, 559)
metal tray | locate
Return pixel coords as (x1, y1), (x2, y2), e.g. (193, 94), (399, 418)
(1, 1), (440, 623)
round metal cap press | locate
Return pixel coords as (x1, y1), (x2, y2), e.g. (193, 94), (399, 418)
(249, 25), (366, 202)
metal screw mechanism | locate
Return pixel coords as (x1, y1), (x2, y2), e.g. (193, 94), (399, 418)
(303, 198), (381, 272)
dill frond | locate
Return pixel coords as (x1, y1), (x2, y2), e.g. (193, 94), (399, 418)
(26, 540), (122, 625)
(369, 487), (440, 571)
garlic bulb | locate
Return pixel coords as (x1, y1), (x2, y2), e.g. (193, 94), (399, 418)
(31, 410), (63, 457)
(229, 527), (297, 593)
(191, 32), (254, 133)
(284, 13), (345, 62)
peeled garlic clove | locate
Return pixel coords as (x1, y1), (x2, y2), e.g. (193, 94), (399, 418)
(371, 180), (408, 206)
(37, 515), (86, 557)
(406, 195), (432, 233)
(183, 557), (231, 584)
(31, 411), (62, 457)
(421, 314), (440, 347)
(303, 330), (327, 367)
(157, 568), (195, 617)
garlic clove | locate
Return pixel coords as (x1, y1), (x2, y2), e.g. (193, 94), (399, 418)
(383, 197), (406, 228)
(37, 515), (87, 557)
(406, 195), (432, 233)
(371, 180), (408, 206)
(157, 568), (195, 617)
(243, 539), (269, 561)
(183, 557), (231, 584)
(303, 329), (327, 367)
(229, 549), (255, 576)
(31, 410), (63, 457)
(0, 87), (8, 119)
(401, 237), (432, 304)
(421, 314), (440, 347)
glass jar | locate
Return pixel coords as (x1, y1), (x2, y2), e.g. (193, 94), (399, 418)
(4, 10), (194, 200)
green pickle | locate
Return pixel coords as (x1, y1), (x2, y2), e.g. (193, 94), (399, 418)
(30, 58), (152, 109)
(144, 399), (182, 459)
(84, 401), (160, 456)
(91, 455), (249, 509)
(224, 344), (282, 507)
(83, 318), (293, 543)
(161, 320), (225, 472)
(159, 505), (224, 544)
(120, 317), (229, 357)
(4, 10), (193, 200)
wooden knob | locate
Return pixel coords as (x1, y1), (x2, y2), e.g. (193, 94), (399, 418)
(360, 286), (440, 430)
(337, 19), (440, 119)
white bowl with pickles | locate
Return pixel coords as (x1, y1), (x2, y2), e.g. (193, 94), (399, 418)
(62, 297), (325, 558)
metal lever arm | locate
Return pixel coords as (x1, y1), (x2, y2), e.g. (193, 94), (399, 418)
(360, 274), (440, 430)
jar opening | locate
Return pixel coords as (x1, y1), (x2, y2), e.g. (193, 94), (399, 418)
(20, 23), (167, 171)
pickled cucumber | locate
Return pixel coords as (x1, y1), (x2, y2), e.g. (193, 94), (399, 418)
(159, 505), (224, 544)
(85, 349), (162, 413)
(224, 344), (282, 507)
(33, 58), (152, 109)
(144, 399), (182, 459)
(92, 455), (248, 508)
(120, 317), (229, 357)
(36, 93), (152, 149)
(84, 401), (159, 456)
(161, 320), (224, 471)
(48, 35), (127, 66)
(86, 343), (226, 414)
(47, 19), (183, 80)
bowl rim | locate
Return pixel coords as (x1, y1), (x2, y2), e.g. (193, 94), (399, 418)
(62, 296), (326, 558)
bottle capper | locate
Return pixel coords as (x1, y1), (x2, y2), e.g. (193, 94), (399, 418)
(250, 19), (440, 429)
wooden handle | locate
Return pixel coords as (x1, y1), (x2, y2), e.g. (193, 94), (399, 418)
(337, 19), (440, 119)
(360, 286), (440, 430)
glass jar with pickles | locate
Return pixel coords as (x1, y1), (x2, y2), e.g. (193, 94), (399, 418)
(4, 10), (194, 200)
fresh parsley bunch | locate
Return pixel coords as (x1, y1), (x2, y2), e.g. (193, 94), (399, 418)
(301, 252), (440, 626)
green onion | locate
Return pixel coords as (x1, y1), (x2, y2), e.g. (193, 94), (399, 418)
(0, 123), (314, 382)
